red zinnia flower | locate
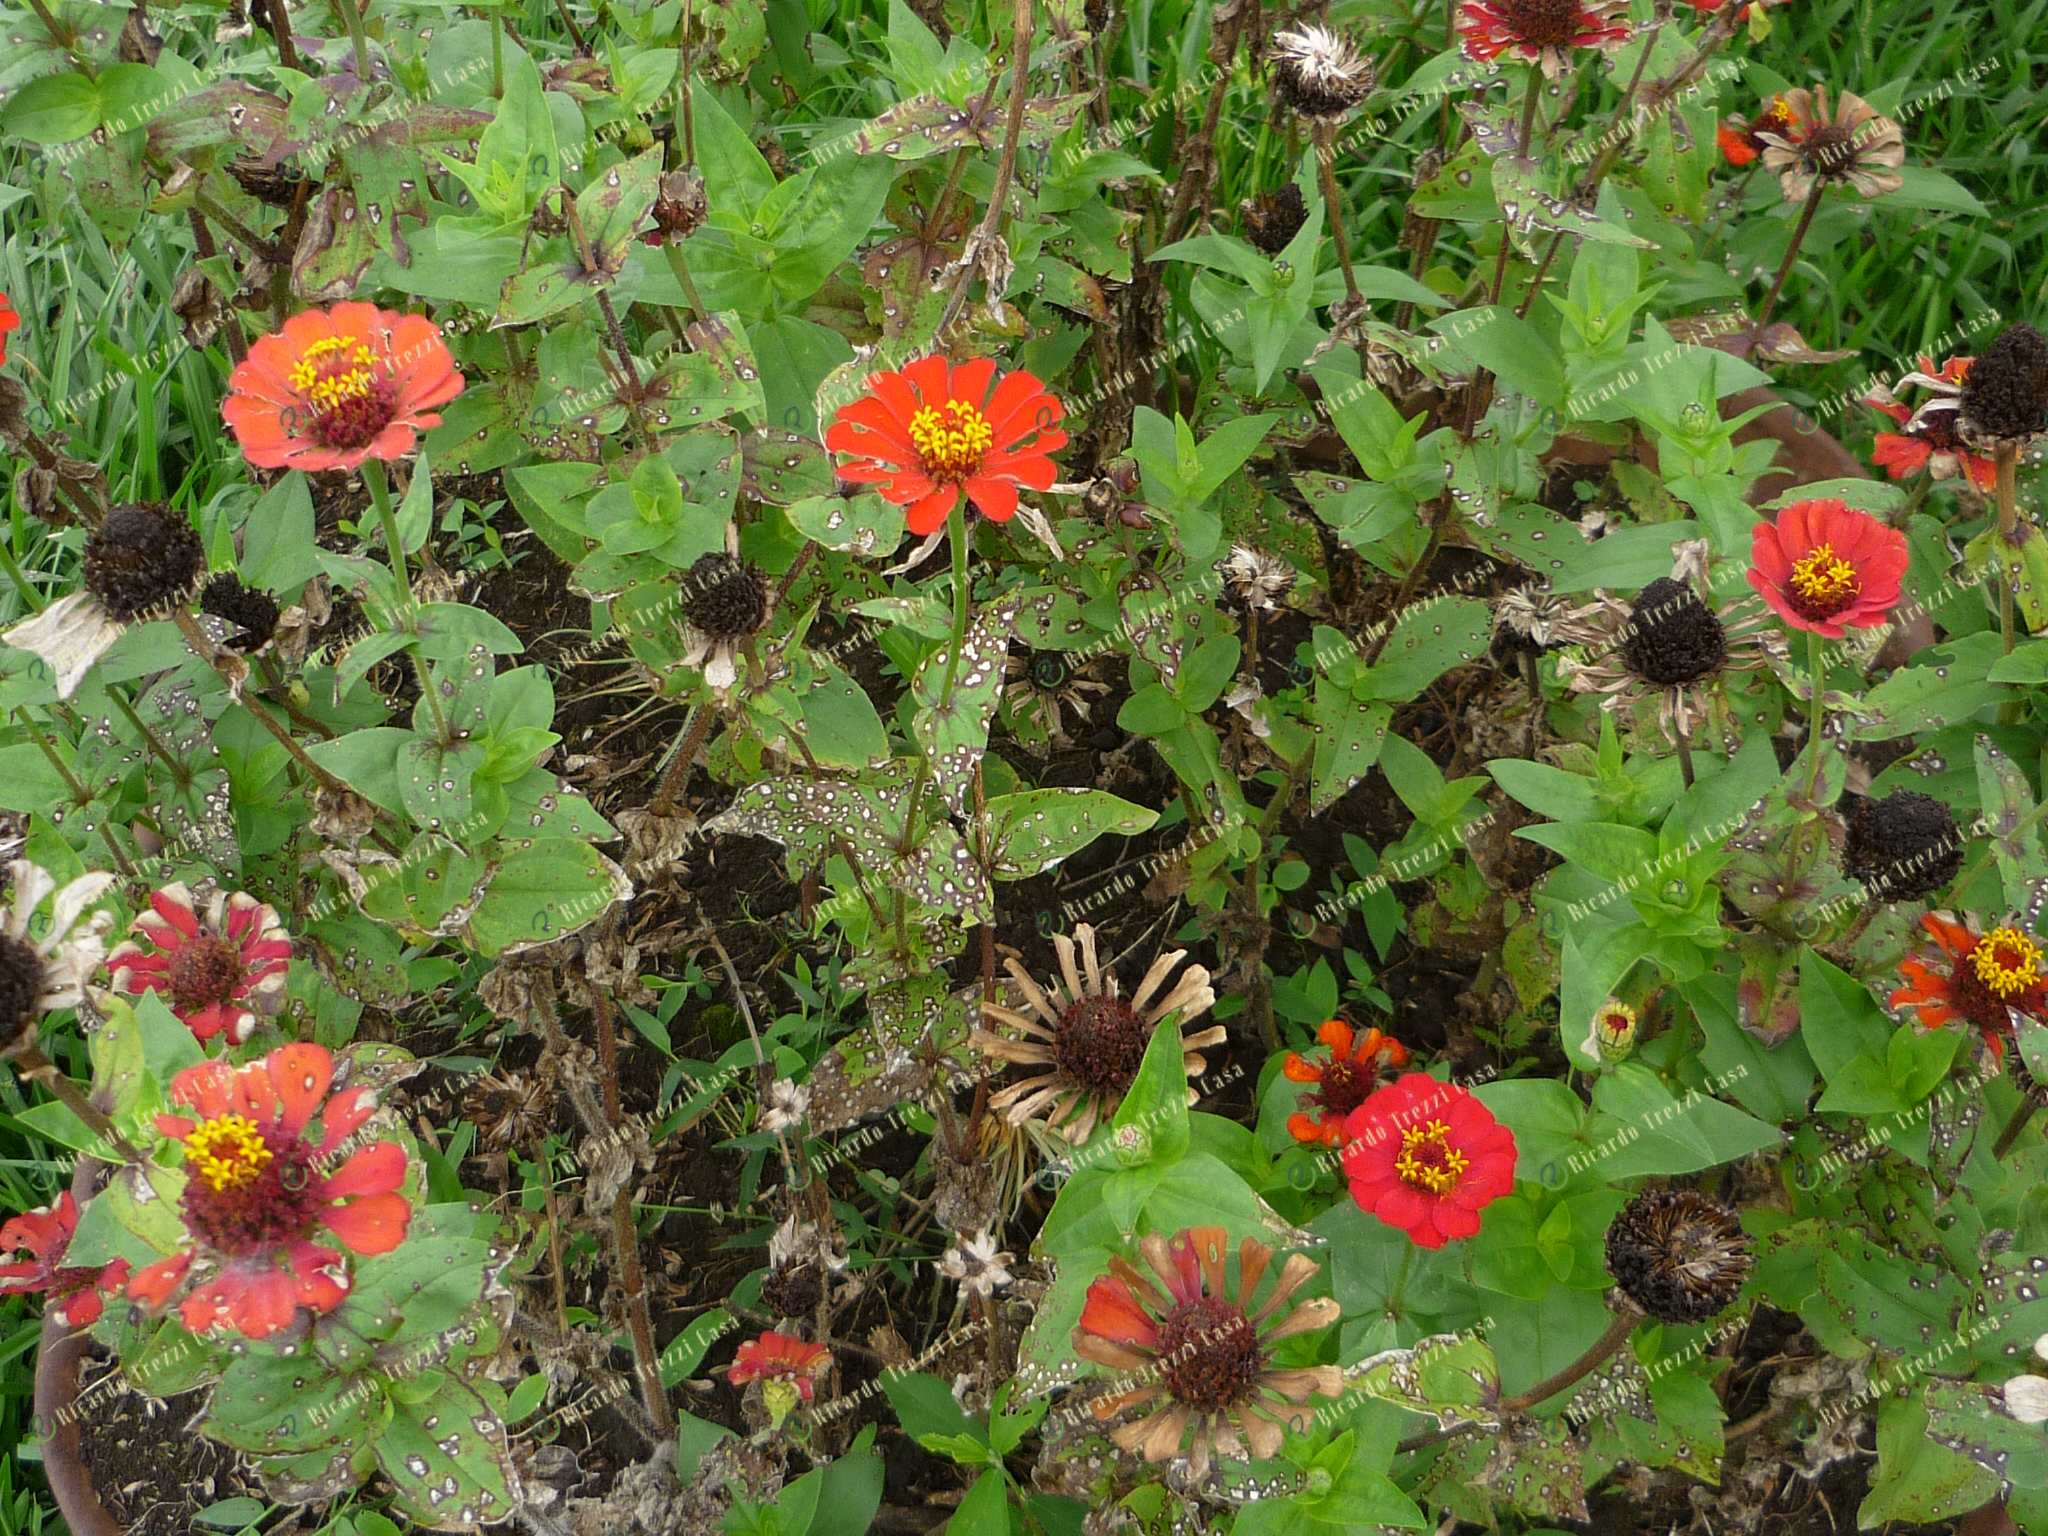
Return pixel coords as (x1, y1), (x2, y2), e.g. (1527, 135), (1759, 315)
(1456, 0), (1631, 77)
(1718, 96), (1797, 166)
(1891, 913), (2048, 1055)
(0, 293), (19, 368)
(1071, 1226), (1342, 1477)
(729, 1331), (832, 1399)
(222, 302), (463, 472)
(825, 355), (1066, 536)
(1747, 498), (1908, 638)
(1341, 1074), (1517, 1249)
(1282, 1020), (1408, 1147)
(1864, 356), (1999, 494)
(0, 1192), (130, 1328)
(106, 883), (292, 1048)
(128, 1043), (412, 1339)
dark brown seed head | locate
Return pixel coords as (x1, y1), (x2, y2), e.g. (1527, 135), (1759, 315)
(1801, 124), (1860, 179)
(682, 553), (767, 641)
(0, 932), (44, 1056)
(83, 503), (204, 623)
(1052, 994), (1153, 1098)
(761, 1260), (825, 1319)
(1619, 577), (1728, 687)
(227, 155), (308, 209)
(1156, 1296), (1263, 1411)
(1270, 25), (1374, 122)
(648, 169), (710, 245)
(1242, 183), (1308, 256)
(1605, 1188), (1753, 1324)
(199, 572), (281, 653)
(1842, 791), (1962, 901)
(1960, 323), (2048, 443)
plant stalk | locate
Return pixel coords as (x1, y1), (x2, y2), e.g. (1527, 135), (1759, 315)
(1747, 179), (1825, 348)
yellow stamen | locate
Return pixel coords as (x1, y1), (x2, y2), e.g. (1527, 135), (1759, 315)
(1394, 1118), (1469, 1195)
(183, 1113), (272, 1192)
(1973, 927), (2042, 999)
(1787, 542), (1859, 612)
(908, 400), (995, 479)
(287, 335), (379, 417)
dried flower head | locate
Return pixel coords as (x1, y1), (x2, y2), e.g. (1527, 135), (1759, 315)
(1718, 97), (1799, 166)
(1269, 26), (1375, 122)
(1619, 577), (1729, 686)
(85, 503), (204, 623)
(940, 1229), (1016, 1298)
(199, 572), (282, 653)
(1604, 1188), (1753, 1323)
(0, 862), (115, 1057)
(1241, 183), (1309, 255)
(1753, 86), (1905, 203)
(1072, 1226), (1343, 1479)
(643, 167), (710, 246)
(1842, 791), (1963, 902)
(1219, 544), (1298, 613)
(1958, 322), (2048, 447)
(1493, 586), (1604, 657)
(974, 924), (1223, 1145)
(758, 1077), (810, 1134)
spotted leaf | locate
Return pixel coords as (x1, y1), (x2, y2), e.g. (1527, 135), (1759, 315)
(786, 492), (906, 556)
(910, 598), (1022, 813)
(375, 1373), (521, 1531)
(742, 428), (837, 504)
(1924, 1379), (2048, 1495)
(1345, 1333), (1502, 1431)
(805, 971), (971, 1132)
(985, 789), (1157, 878)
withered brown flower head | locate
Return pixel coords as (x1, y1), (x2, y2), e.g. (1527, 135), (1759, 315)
(199, 572), (281, 653)
(84, 504), (204, 623)
(1605, 1188), (1753, 1324)
(1270, 25), (1375, 122)
(1241, 183), (1309, 255)
(645, 168), (710, 247)
(1619, 577), (1728, 686)
(1754, 87), (1905, 203)
(1958, 322), (2048, 446)
(683, 552), (768, 642)
(1842, 790), (1962, 902)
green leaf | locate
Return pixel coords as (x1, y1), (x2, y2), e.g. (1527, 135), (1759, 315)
(944, 1470), (1012, 1536)
(376, 1374), (517, 1529)
(1799, 947), (1899, 1103)
(1310, 687), (1390, 814)
(1975, 734), (2048, 902)
(1108, 1014), (1198, 1167)
(1430, 306), (1566, 408)
(1361, 596), (1491, 702)
(1860, 1392), (2001, 1526)
(241, 472), (322, 593)
(986, 789), (1158, 879)
(883, 1372), (986, 1445)
(1117, 682), (1190, 736)
(811, 1425), (886, 1536)
(1586, 1061), (1784, 1177)
(462, 837), (630, 957)
(4, 71), (100, 144)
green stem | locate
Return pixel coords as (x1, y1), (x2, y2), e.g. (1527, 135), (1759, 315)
(1804, 627), (1827, 801)
(661, 243), (708, 322)
(490, 6), (504, 97)
(1747, 178), (1824, 349)
(1386, 1241), (1416, 1316)
(0, 536), (45, 612)
(363, 460), (449, 742)
(339, 0), (372, 82)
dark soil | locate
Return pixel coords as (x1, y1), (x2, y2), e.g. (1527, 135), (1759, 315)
(72, 1345), (259, 1536)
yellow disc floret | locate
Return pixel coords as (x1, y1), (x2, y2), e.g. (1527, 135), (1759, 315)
(184, 1113), (273, 1192)
(1973, 926), (2043, 999)
(288, 335), (380, 416)
(1394, 1119), (1470, 1194)
(1788, 542), (1860, 615)
(908, 399), (995, 480)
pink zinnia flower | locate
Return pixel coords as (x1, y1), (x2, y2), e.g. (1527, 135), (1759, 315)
(106, 883), (292, 1047)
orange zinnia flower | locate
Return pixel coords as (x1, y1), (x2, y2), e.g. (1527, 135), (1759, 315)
(127, 1043), (412, 1339)
(0, 292), (19, 367)
(222, 302), (464, 471)
(825, 355), (1065, 536)
(1281, 1020), (1408, 1147)
(1864, 356), (1999, 493)
(1891, 912), (2048, 1055)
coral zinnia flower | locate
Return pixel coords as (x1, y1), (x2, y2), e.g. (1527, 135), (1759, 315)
(1718, 96), (1798, 167)
(128, 1043), (412, 1339)
(1071, 1226), (1343, 1479)
(0, 1191), (130, 1328)
(222, 302), (464, 471)
(0, 292), (19, 367)
(1891, 913), (2048, 1054)
(1341, 1074), (1517, 1249)
(1282, 1020), (1408, 1147)
(106, 883), (292, 1048)
(1754, 86), (1905, 203)
(1747, 498), (1908, 638)
(1456, 0), (1631, 78)
(1865, 356), (1998, 493)
(729, 1330), (833, 1397)
(825, 355), (1066, 536)
(973, 923), (1225, 1146)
